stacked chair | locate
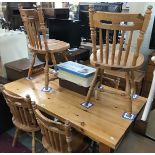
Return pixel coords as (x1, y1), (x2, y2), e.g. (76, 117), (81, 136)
(84, 5), (152, 119)
(19, 5), (70, 92)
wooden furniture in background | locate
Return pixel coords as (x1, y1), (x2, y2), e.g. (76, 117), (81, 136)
(19, 5), (70, 92)
(1, 87), (40, 153)
(5, 58), (44, 81)
(142, 52), (155, 97)
(85, 5), (152, 116)
(104, 70), (145, 95)
(2, 2), (35, 30)
(40, 2), (55, 9)
(33, 103), (90, 153)
(4, 73), (147, 152)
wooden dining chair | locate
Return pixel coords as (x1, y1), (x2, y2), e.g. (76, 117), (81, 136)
(19, 5), (70, 92)
(1, 86), (40, 153)
(32, 103), (91, 153)
(84, 5), (152, 119)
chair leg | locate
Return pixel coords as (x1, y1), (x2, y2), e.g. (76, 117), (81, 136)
(94, 69), (104, 100)
(27, 53), (36, 79)
(12, 128), (19, 147)
(85, 68), (100, 103)
(125, 71), (132, 115)
(32, 132), (35, 153)
(44, 52), (49, 90)
(51, 53), (57, 68)
(115, 77), (120, 89)
(62, 51), (68, 61)
(130, 71), (136, 95)
(94, 81), (100, 100)
(49, 53), (58, 80)
(99, 69), (104, 88)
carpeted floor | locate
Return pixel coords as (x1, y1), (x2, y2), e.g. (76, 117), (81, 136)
(0, 132), (31, 153)
(0, 127), (46, 153)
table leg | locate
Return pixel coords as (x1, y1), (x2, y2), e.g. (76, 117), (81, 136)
(99, 143), (113, 153)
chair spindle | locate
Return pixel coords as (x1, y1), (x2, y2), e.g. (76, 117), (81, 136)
(89, 5), (97, 62)
(111, 30), (117, 65)
(48, 130), (55, 151)
(99, 29), (103, 63)
(124, 31), (133, 66)
(117, 31), (125, 65)
(105, 29), (109, 64)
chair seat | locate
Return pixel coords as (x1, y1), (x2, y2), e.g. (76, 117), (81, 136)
(28, 39), (70, 54)
(13, 117), (40, 132)
(90, 49), (144, 70)
(42, 129), (90, 153)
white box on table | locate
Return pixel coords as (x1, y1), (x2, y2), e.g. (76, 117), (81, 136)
(57, 61), (96, 87)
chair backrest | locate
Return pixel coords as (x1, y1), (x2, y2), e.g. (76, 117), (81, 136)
(33, 105), (72, 153)
(2, 88), (38, 128)
(89, 5), (152, 67)
(19, 4), (48, 53)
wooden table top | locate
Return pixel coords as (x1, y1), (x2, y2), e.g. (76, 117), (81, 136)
(4, 73), (146, 149)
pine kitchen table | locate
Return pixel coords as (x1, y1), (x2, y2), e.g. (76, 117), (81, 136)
(4, 73), (146, 152)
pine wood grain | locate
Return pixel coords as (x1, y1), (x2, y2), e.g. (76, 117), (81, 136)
(4, 73), (146, 150)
